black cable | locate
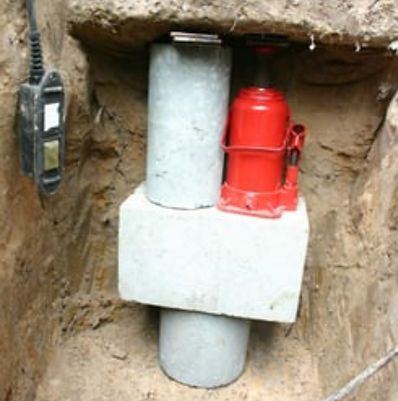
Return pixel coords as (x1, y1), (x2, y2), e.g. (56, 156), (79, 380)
(26, 0), (44, 84)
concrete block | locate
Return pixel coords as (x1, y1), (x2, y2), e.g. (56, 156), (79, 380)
(119, 184), (309, 323)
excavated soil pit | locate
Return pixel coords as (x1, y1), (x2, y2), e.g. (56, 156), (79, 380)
(34, 43), (398, 401)
(1, 1), (398, 401)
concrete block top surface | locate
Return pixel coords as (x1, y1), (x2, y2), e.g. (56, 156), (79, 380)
(68, 0), (398, 50)
(119, 185), (310, 323)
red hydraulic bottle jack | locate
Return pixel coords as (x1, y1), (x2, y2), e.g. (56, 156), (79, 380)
(218, 46), (306, 218)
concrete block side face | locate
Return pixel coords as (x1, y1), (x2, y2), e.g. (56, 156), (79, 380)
(119, 188), (309, 323)
(146, 44), (232, 209)
(159, 309), (250, 388)
(118, 205), (136, 300)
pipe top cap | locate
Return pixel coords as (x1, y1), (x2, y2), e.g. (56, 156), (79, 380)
(170, 31), (222, 45)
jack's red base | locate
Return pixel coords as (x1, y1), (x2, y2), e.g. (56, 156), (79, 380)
(218, 182), (299, 219)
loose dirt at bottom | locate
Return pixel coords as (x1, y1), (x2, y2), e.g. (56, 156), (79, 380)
(35, 306), (322, 401)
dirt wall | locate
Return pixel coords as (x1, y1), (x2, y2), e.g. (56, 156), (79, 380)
(0, 1), (92, 399)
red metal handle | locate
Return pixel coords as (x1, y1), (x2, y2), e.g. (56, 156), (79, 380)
(284, 123), (306, 189)
(287, 123), (306, 151)
(220, 114), (289, 154)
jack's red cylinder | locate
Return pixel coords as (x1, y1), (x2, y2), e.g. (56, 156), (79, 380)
(218, 86), (305, 218)
(225, 87), (290, 193)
